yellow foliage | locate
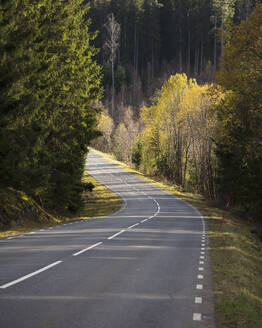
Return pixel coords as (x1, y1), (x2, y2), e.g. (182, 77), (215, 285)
(136, 73), (218, 196)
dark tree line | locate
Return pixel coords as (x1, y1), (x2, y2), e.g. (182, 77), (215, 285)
(89, 0), (261, 116)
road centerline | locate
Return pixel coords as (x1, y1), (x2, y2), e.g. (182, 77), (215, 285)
(0, 261), (63, 289)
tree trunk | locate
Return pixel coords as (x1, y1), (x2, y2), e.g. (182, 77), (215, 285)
(111, 47), (115, 116)
(187, 29), (191, 76)
(213, 16), (217, 71)
(194, 43), (199, 76)
(200, 35), (204, 74)
(179, 26), (183, 73)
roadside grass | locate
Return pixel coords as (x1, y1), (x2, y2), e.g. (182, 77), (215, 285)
(0, 171), (122, 239)
(91, 148), (262, 328)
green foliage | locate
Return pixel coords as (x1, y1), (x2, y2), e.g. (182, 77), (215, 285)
(131, 140), (142, 168)
(214, 4), (262, 218)
(136, 73), (217, 197)
(0, 0), (102, 219)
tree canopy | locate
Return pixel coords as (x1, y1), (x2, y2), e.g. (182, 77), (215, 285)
(0, 0), (102, 215)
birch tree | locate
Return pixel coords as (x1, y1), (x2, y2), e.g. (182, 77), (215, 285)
(103, 13), (120, 116)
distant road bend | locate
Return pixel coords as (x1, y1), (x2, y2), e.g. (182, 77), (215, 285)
(0, 150), (214, 328)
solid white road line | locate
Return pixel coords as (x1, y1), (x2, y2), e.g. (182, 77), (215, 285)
(73, 242), (103, 257)
(141, 219), (148, 223)
(0, 261), (62, 289)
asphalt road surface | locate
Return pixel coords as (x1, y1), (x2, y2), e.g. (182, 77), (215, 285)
(0, 150), (215, 328)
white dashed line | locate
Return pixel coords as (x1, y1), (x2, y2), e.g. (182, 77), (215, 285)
(198, 274), (204, 279)
(127, 223), (140, 229)
(0, 261), (62, 289)
(199, 261), (204, 265)
(73, 242), (103, 256)
(200, 256), (205, 259)
(199, 267), (204, 271)
(196, 284), (203, 290)
(108, 230), (125, 240)
(195, 297), (202, 304)
(193, 313), (202, 321)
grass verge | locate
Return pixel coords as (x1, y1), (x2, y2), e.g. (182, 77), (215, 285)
(0, 171), (122, 239)
(91, 148), (262, 328)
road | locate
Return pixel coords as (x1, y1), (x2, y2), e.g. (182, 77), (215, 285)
(0, 150), (214, 328)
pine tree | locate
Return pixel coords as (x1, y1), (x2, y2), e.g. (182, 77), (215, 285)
(0, 1), (102, 212)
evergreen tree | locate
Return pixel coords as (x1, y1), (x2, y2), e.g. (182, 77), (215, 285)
(0, 1), (102, 212)
(215, 4), (262, 218)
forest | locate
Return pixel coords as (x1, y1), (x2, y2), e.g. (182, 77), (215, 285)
(0, 0), (261, 228)
(91, 0), (262, 219)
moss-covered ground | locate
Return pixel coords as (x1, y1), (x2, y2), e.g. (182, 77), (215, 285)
(0, 170), (122, 239)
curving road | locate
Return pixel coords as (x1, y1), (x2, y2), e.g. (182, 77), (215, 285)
(0, 150), (215, 328)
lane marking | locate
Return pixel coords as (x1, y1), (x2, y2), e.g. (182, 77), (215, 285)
(193, 313), (202, 321)
(127, 223), (140, 229)
(198, 274), (204, 279)
(201, 244), (205, 247)
(108, 230), (125, 240)
(200, 256), (205, 259)
(73, 242), (103, 257)
(196, 284), (203, 290)
(0, 261), (62, 289)
(141, 219), (148, 223)
(199, 267), (204, 271)
(201, 252), (205, 255)
(195, 297), (202, 304)
(201, 248), (205, 251)
(199, 261), (204, 265)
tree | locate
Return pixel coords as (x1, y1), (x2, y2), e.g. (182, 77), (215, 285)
(214, 4), (262, 217)
(135, 73), (217, 195)
(103, 13), (120, 116)
(92, 112), (114, 153)
(211, 0), (236, 61)
(0, 1), (102, 212)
